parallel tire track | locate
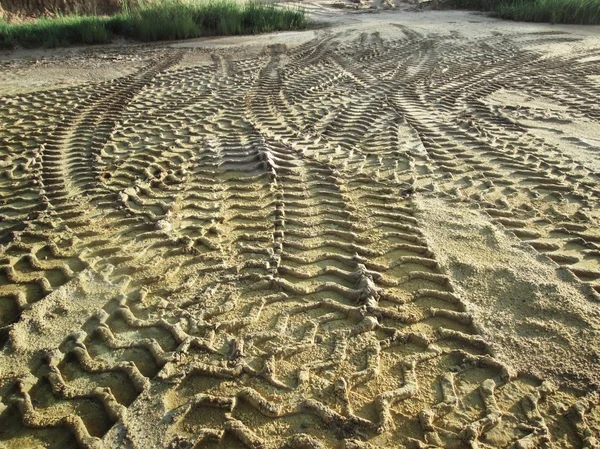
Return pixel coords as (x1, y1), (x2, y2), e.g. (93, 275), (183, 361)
(0, 27), (599, 449)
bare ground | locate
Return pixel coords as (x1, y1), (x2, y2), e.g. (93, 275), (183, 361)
(0, 5), (600, 449)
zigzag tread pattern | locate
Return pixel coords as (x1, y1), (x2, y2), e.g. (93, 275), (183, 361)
(0, 25), (599, 449)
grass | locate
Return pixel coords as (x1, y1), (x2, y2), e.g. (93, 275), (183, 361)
(0, 16), (111, 48)
(493, 0), (600, 24)
(0, 0), (307, 49)
(446, 0), (600, 24)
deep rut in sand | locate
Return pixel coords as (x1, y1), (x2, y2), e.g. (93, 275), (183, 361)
(0, 24), (599, 449)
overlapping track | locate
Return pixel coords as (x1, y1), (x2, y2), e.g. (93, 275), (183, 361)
(0, 24), (599, 449)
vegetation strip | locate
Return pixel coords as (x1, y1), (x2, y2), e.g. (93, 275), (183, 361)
(0, 0), (307, 49)
(447, 0), (600, 24)
(494, 0), (600, 25)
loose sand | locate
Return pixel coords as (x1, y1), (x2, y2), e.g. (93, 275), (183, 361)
(0, 4), (599, 449)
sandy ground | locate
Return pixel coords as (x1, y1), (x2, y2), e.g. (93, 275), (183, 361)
(0, 3), (599, 449)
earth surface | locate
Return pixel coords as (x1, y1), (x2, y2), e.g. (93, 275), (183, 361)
(0, 4), (600, 449)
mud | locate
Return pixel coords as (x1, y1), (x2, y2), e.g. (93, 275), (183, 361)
(0, 6), (599, 449)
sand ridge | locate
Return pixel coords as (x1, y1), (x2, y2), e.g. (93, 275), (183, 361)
(0, 9), (599, 449)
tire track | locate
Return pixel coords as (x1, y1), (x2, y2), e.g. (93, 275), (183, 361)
(1, 26), (599, 449)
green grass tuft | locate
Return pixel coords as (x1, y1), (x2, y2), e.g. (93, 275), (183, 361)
(0, 15), (111, 48)
(0, 0), (307, 49)
(493, 0), (600, 24)
(445, 0), (600, 24)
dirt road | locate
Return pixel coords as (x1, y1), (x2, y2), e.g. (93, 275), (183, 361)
(1, 6), (599, 449)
